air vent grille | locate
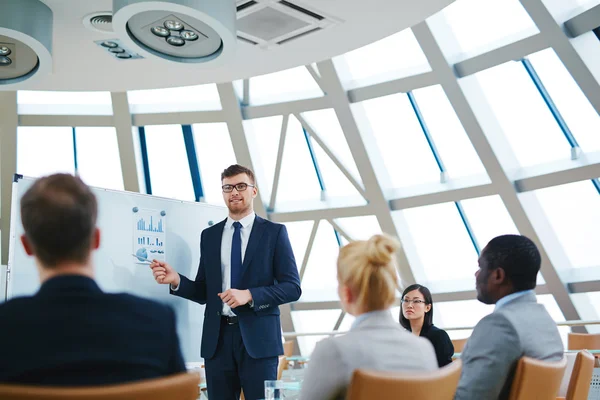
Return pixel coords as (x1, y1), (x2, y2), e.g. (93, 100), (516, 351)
(235, 0), (338, 48)
(90, 15), (113, 32)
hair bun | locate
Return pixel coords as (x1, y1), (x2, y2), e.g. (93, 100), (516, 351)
(366, 234), (400, 266)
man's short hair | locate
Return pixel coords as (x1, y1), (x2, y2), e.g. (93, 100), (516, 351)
(20, 174), (98, 267)
(481, 234), (541, 291)
(221, 164), (256, 185)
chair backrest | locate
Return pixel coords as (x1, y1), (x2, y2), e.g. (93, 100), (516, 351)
(451, 338), (469, 353)
(346, 360), (462, 400)
(277, 356), (287, 380)
(568, 333), (600, 351)
(0, 372), (200, 400)
(507, 357), (567, 400)
(283, 340), (295, 357)
(565, 351), (595, 400)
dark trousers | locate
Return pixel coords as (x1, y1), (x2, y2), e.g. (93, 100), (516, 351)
(205, 319), (278, 400)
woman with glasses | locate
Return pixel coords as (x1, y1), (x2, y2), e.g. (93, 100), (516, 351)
(300, 235), (437, 400)
(400, 284), (454, 367)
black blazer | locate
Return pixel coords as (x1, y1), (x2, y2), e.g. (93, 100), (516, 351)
(0, 275), (186, 386)
(419, 325), (454, 367)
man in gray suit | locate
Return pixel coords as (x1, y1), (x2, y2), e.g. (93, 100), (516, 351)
(455, 234), (563, 400)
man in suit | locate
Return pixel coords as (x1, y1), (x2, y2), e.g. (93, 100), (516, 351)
(150, 164), (302, 400)
(454, 234), (564, 400)
(0, 174), (186, 386)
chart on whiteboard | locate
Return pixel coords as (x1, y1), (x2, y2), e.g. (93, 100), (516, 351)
(133, 209), (166, 263)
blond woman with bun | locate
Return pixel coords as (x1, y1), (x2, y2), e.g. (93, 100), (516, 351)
(299, 234), (438, 400)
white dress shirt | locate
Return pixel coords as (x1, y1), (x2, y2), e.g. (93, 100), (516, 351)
(221, 212), (255, 316)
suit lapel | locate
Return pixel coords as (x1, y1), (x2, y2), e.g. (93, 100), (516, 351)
(240, 215), (267, 279)
(211, 219), (227, 285)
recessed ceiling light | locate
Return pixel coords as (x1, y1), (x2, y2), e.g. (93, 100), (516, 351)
(0, 0), (53, 86)
(113, 0), (236, 65)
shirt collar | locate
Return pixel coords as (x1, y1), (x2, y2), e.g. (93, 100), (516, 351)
(226, 212), (255, 229)
(350, 309), (391, 330)
(495, 289), (535, 310)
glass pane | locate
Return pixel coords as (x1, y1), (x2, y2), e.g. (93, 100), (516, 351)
(301, 220), (340, 302)
(460, 196), (519, 249)
(527, 48), (600, 153)
(75, 127), (124, 190)
(301, 109), (362, 186)
(334, 29), (430, 89)
(192, 123), (237, 206)
(144, 125), (195, 201)
(283, 220), (315, 268)
(291, 309), (341, 356)
(249, 66), (323, 105)
(412, 85), (486, 179)
(571, 292), (600, 334)
(537, 294), (569, 346)
(243, 116), (283, 204)
(440, 0), (538, 58)
(474, 61), (572, 167)
(533, 181), (600, 269)
(333, 215), (381, 241)
(17, 127), (75, 177)
(17, 91), (113, 115)
(127, 84), (221, 113)
(276, 116), (322, 206)
(433, 299), (494, 340)
(398, 202), (479, 282)
(355, 94), (441, 190)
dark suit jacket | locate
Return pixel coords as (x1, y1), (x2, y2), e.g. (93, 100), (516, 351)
(172, 215), (302, 359)
(0, 275), (186, 386)
(419, 325), (454, 367)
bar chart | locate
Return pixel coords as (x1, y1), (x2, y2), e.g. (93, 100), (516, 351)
(136, 216), (164, 233)
(133, 209), (167, 263)
(137, 237), (164, 246)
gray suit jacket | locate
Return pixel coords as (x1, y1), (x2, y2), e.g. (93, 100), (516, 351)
(299, 310), (438, 400)
(454, 292), (564, 400)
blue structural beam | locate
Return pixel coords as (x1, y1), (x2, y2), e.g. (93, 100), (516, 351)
(72, 127), (79, 173)
(138, 126), (153, 195)
(522, 58), (579, 148)
(408, 91), (481, 255)
(182, 125), (205, 202)
(302, 126), (326, 192)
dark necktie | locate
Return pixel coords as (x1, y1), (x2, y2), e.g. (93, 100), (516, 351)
(231, 221), (242, 289)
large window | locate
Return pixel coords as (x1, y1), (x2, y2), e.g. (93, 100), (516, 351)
(75, 127), (124, 190)
(17, 91), (112, 115)
(533, 181), (600, 270)
(300, 220), (341, 302)
(334, 29), (430, 89)
(527, 48), (600, 153)
(355, 94), (441, 190)
(17, 127), (75, 177)
(412, 85), (487, 180)
(474, 61), (572, 168)
(128, 84), (221, 113)
(192, 123), (236, 205)
(301, 109), (364, 199)
(143, 125), (195, 201)
(440, 0), (538, 59)
(398, 202), (479, 284)
(291, 309), (341, 356)
(248, 67), (323, 105)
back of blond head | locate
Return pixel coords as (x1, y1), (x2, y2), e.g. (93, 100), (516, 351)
(337, 234), (400, 312)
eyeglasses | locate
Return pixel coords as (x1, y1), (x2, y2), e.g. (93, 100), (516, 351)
(401, 299), (427, 305)
(222, 183), (255, 193)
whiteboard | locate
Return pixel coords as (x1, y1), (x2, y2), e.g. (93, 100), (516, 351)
(6, 176), (228, 363)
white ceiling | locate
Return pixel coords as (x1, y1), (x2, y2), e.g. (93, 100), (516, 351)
(12, 0), (454, 91)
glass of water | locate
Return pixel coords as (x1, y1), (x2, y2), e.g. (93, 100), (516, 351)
(265, 380), (286, 400)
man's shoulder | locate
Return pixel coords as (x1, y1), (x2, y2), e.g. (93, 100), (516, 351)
(105, 293), (173, 316)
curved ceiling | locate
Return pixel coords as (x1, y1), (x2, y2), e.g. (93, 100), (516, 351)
(10, 0), (454, 91)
